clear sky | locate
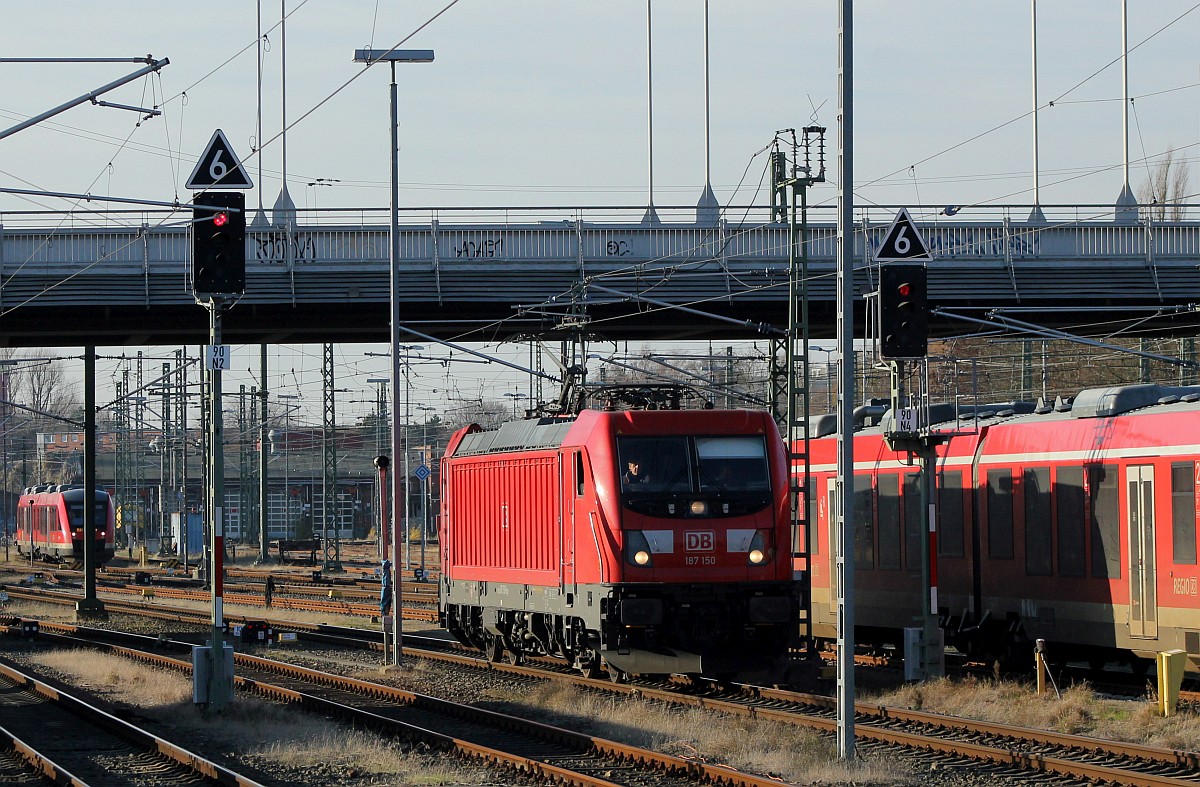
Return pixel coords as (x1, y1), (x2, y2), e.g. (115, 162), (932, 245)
(3, 1), (1198, 424)
(3, 1), (1197, 214)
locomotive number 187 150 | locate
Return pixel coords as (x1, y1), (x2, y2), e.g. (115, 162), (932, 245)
(439, 405), (802, 684)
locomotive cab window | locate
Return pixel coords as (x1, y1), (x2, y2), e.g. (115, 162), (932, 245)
(67, 501), (108, 530)
(617, 435), (771, 518)
(695, 436), (769, 492)
(619, 437), (691, 492)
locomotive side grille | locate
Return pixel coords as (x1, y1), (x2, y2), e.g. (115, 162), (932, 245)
(1187, 630), (1199, 656)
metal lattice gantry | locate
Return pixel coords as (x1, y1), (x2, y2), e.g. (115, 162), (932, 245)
(322, 343), (341, 571)
(172, 349), (188, 553)
(113, 371), (133, 549)
(238, 385), (260, 551)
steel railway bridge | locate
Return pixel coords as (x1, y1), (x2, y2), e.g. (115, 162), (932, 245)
(1, 204), (1198, 347)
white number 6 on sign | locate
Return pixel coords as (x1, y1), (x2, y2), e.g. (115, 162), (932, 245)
(208, 151), (228, 182)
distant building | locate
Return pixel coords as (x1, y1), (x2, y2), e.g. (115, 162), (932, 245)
(37, 430), (86, 455)
(37, 429), (149, 456)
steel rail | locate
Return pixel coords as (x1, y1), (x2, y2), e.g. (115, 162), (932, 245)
(30, 628), (795, 787)
(0, 654), (265, 786)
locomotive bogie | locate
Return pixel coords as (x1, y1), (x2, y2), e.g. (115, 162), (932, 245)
(440, 578), (798, 678)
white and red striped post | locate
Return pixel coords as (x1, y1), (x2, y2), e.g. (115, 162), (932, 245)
(201, 299), (233, 710)
(373, 455), (393, 663)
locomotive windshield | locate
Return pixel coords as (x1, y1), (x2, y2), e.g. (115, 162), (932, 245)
(617, 435), (769, 494)
(619, 437), (692, 492)
(66, 501), (108, 530)
(696, 436), (770, 492)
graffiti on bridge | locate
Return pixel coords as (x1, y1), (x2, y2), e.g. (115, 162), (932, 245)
(921, 227), (1040, 258)
(240, 227), (1040, 265)
(254, 233), (318, 263)
(452, 237), (503, 258)
(605, 239), (633, 256)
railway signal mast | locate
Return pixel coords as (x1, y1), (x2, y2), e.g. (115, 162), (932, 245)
(187, 130), (252, 712)
(875, 210), (944, 680)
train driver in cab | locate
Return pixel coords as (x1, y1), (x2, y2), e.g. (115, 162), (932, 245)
(623, 456), (651, 488)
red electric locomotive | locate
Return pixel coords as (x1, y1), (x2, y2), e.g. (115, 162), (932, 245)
(438, 392), (800, 683)
(803, 383), (1200, 674)
(14, 484), (116, 565)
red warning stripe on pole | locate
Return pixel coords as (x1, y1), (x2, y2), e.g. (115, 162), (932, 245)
(214, 535), (224, 596)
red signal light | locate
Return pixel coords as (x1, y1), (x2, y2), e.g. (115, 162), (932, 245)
(213, 211), (229, 228)
(897, 282), (912, 297)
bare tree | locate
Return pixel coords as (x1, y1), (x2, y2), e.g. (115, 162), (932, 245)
(441, 397), (508, 431)
(931, 334), (1196, 405)
(588, 343), (771, 409)
(0, 349), (81, 491)
(1138, 147), (1190, 221)
(1, 349), (80, 425)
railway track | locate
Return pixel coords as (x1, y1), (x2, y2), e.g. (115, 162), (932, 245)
(17, 625), (796, 787)
(379, 635), (1200, 786)
(4, 580), (440, 622)
(10, 579), (1200, 705)
(94, 563), (439, 587)
(8, 607), (1200, 787)
(0, 653), (265, 786)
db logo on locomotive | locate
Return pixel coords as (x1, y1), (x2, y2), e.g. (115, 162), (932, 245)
(685, 531), (715, 551)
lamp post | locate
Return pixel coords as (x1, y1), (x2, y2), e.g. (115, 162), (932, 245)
(366, 377), (390, 561)
(503, 391), (528, 419)
(416, 404), (436, 581)
(354, 47), (434, 667)
(277, 394), (299, 540)
(304, 178), (339, 218)
(397, 344), (424, 571)
(810, 347), (836, 412)
(149, 435), (164, 564)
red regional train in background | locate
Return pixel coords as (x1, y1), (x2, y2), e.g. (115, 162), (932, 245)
(14, 484), (116, 564)
(438, 386), (801, 683)
(803, 382), (1200, 674)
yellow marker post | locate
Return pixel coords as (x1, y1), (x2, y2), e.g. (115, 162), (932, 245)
(1157, 649), (1187, 717)
(1035, 640), (1047, 696)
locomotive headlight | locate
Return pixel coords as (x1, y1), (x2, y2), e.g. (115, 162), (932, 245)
(689, 500), (708, 516)
(747, 529), (771, 566)
(624, 530), (654, 568)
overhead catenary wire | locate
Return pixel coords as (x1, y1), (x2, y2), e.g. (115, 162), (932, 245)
(853, 3), (1200, 204)
(2, 7), (1200, 417)
(3, 4), (1198, 216)
(0, 0), (462, 321)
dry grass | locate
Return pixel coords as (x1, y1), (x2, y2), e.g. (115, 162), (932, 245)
(868, 675), (1200, 750)
(36, 648), (191, 706)
(27, 649), (498, 785)
(484, 681), (920, 785)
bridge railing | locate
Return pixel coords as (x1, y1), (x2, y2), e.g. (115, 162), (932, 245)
(1, 201), (1194, 228)
(2, 206), (1199, 275)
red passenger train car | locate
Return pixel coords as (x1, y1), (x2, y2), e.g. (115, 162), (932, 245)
(803, 383), (1200, 673)
(14, 484), (116, 564)
(438, 403), (800, 682)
